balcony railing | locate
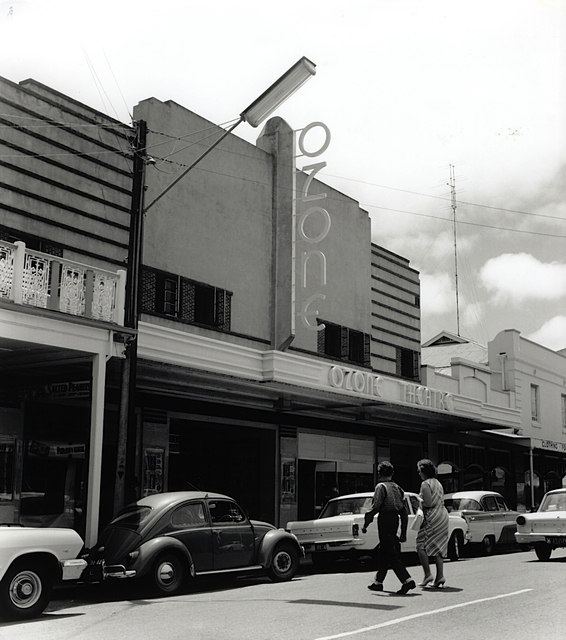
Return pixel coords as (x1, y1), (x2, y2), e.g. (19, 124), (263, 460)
(0, 240), (126, 325)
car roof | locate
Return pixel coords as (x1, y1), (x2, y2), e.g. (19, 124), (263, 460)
(545, 488), (566, 495)
(133, 491), (231, 510)
(328, 491), (419, 501)
(444, 491), (502, 499)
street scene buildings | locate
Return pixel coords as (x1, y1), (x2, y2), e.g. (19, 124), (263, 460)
(0, 73), (565, 548)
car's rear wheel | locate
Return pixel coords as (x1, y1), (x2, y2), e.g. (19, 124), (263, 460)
(482, 535), (496, 555)
(447, 530), (463, 561)
(149, 554), (185, 595)
(266, 543), (299, 582)
(0, 560), (53, 621)
(534, 543), (552, 561)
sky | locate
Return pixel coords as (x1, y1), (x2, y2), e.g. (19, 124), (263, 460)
(1, 0), (565, 351)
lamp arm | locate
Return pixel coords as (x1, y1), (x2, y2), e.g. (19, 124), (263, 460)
(144, 116), (244, 214)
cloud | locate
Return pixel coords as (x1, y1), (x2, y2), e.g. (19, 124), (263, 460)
(420, 273), (454, 315)
(480, 253), (566, 304)
(526, 316), (566, 352)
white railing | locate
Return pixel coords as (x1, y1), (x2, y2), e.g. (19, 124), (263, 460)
(0, 240), (126, 325)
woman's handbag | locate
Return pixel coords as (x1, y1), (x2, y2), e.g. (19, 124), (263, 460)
(410, 507), (424, 531)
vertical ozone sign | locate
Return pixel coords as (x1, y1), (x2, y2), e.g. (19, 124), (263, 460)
(294, 122), (332, 333)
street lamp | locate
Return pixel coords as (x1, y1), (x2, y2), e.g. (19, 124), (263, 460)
(144, 56), (316, 213)
(115, 57), (316, 514)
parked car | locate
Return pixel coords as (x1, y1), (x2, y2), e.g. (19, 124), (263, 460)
(82, 491), (304, 595)
(515, 488), (566, 561)
(444, 490), (520, 554)
(286, 491), (469, 568)
(0, 524), (86, 621)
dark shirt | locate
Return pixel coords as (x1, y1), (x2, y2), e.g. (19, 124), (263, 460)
(363, 480), (408, 536)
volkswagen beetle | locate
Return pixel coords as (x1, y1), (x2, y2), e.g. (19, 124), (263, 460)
(83, 491), (303, 595)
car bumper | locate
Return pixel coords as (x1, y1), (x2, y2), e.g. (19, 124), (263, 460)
(81, 561), (136, 582)
(515, 532), (566, 547)
(61, 558), (88, 581)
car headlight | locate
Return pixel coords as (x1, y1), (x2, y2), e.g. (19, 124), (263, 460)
(516, 515), (526, 526)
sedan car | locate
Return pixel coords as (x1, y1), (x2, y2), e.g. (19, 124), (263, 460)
(444, 490), (520, 554)
(83, 491), (303, 595)
(515, 488), (566, 560)
(286, 491), (469, 568)
(0, 525), (86, 620)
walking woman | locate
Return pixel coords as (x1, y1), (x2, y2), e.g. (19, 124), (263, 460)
(416, 459), (449, 588)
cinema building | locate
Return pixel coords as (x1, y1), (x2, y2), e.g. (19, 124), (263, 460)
(2, 75), (562, 546)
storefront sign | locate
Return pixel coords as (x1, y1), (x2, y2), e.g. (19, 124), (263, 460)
(327, 365), (454, 412)
(28, 440), (85, 458)
(21, 380), (91, 400)
(533, 438), (566, 453)
(295, 122), (332, 330)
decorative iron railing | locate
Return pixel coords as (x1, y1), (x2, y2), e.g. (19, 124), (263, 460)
(0, 240), (126, 325)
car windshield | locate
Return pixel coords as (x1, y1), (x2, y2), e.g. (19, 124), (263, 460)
(539, 493), (566, 513)
(320, 497), (373, 518)
(110, 506), (152, 529)
(445, 498), (482, 512)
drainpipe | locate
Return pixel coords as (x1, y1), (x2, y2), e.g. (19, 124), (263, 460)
(529, 445), (535, 510)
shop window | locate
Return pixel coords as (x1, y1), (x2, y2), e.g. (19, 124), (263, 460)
(531, 384), (539, 423)
(463, 464), (485, 491)
(317, 320), (370, 366)
(141, 267), (232, 331)
(437, 461), (459, 494)
(0, 441), (14, 502)
(396, 347), (419, 380)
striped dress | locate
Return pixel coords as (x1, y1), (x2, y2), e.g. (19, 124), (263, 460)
(416, 477), (449, 556)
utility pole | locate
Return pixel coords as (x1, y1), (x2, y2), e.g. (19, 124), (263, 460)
(114, 119), (147, 515)
(449, 164), (461, 337)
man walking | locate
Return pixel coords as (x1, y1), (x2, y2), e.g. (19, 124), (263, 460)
(362, 460), (416, 594)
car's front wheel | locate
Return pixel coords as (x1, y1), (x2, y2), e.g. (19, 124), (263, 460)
(534, 543), (552, 561)
(482, 535), (496, 555)
(0, 560), (53, 621)
(266, 543), (299, 582)
(149, 554), (185, 595)
(447, 530), (463, 561)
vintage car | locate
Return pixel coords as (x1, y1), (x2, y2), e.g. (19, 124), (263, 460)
(444, 490), (520, 554)
(82, 491), (303, 595)
(515, 488), (566, 560)
(0, 524), (86, 620)
(286, 491), (469, 567)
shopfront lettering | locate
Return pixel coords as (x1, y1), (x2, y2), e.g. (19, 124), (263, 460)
(328, 366), (384, 397)
(295, 122), (332, 331)
(401, 383), (454, 412)
(539, 440), (566, 452)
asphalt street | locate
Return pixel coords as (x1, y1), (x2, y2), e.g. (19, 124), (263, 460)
(2, 547), (565, 640)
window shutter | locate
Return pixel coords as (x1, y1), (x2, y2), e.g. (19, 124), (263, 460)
(317, 321), (325, 353)
(363, 333), (371, 366)
(412, 350), (420, 379)
(395, 347), (402, 376)
(340, 326), (348, 359)
(141, 268), (157, 313)
(216, 289), (232, 331)
(180, 278), (195, 322)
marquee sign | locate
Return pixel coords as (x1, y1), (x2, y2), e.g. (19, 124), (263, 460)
(294, 122), (332, 331)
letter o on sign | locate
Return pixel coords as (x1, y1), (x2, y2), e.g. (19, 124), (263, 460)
(298, 207), (331, 243)
(298, 122), (331, 158)
(328, 366), (344, 388)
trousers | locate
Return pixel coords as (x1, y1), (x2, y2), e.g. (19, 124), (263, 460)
(375, 510), (411, 584)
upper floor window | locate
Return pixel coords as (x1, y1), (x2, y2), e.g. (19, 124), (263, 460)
(317, 320), (370, 366)
(396, 347), (419, 381)
(561, 394), (566, 430)
(531, 384), (539, 423)
(141, 267), (232, 331)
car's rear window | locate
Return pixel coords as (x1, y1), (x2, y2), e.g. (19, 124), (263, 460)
(110, 506), (152, 529)
(445, 498), (482, 512)
(320, 497), (373, 518)
(540, 494), (566, 513)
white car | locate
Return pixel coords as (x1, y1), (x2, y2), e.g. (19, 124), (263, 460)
(286, 491), (468, 568)
(444, 490), (520, 555)
(515, 488), (566, 561)
(0, 525), (86, 620)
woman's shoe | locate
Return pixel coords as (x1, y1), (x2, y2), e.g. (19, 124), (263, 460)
(418, 576), (433, 587)
(432, 579), (446, 589)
